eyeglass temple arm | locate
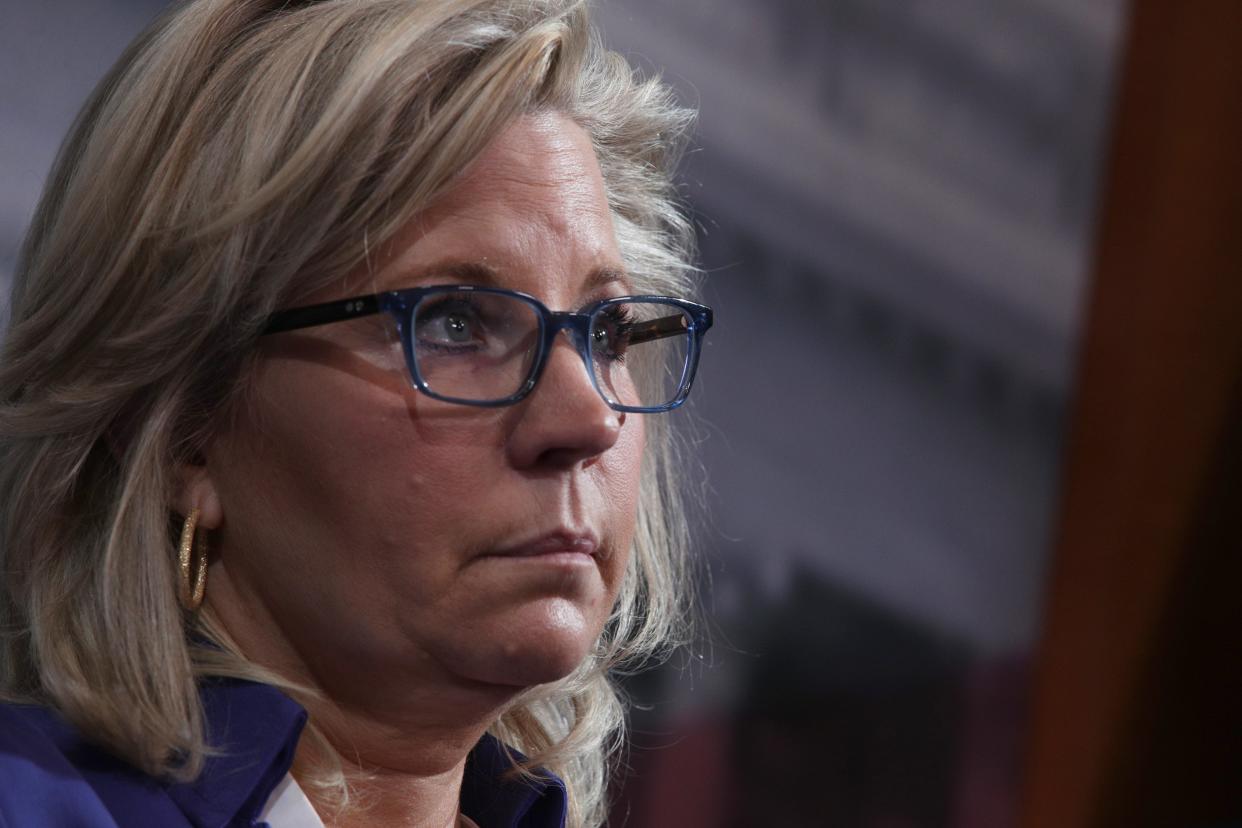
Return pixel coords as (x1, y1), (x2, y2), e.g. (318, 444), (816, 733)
(624, 313), (691, 346)
(262, 294), (383, 335)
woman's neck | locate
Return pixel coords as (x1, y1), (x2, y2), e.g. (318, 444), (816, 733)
(281, 668), (521, 828)
(201, 586), (522, 826)
(291, 713), (484, 828)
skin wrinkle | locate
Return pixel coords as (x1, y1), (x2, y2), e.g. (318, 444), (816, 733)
(195, 112), (644, 826)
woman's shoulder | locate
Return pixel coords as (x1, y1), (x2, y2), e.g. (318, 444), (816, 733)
(0, 700), (130, 826)
(0, 694), (242, 828)
(0, 681), (310, 827)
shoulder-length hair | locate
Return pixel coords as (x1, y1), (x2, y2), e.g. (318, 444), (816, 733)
(0, 1), (697, 824)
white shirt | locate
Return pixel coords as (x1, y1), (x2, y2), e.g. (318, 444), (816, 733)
(259, 773), (325, 828)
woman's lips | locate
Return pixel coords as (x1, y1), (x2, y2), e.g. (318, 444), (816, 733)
(484, 530), (600, 562)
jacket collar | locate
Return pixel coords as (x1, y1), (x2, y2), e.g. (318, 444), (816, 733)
(460, 732), (568, 828)
(166, 679), (306, 827)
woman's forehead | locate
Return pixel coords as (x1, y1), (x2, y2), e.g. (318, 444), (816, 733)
(359, 113), (626, 302)
(425, 113), (611, 234)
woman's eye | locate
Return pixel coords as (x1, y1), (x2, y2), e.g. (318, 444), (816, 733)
(417, 301), (483, 348)
(437, 312), (474, 342)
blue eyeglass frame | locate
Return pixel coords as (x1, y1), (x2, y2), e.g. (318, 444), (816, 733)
(262, 284), (714, 413)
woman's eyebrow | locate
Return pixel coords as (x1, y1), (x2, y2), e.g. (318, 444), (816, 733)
(390, 259), (631, 294)
(399, 259), (502, 286)
(586, 267), (630, 294)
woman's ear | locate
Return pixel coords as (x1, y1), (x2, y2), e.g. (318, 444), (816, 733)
(174, 455), (224, 531)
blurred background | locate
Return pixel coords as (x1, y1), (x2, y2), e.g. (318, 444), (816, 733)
(0, 1), (1138, 826)
(597, 3), (1128, 827)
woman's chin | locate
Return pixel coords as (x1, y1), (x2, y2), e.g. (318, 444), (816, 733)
(444, 597), (602, 689)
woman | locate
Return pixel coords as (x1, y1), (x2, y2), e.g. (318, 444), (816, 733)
(0, 1), (711, 825)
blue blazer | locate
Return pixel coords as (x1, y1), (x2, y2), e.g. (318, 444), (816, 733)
(0, 679), (567, 827)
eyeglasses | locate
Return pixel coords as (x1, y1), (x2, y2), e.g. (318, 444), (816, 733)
(262, 285), (714, 413)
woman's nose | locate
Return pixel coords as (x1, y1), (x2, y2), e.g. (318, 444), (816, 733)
(505, 334), (623, 470)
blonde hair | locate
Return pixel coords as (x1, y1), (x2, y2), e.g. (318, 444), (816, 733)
(0, 1), (698, 824)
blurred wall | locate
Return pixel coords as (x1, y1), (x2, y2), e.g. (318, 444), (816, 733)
(596, 0), (1124, 656)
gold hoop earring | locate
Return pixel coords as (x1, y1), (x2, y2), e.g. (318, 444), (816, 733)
(178, 508), (208, 612)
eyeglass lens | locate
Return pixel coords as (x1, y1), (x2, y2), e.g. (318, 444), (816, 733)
(590, 300), (691, 410)
(409, 291), (693, 409)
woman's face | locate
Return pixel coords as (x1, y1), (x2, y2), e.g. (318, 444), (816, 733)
(196, 112), (643, 716)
